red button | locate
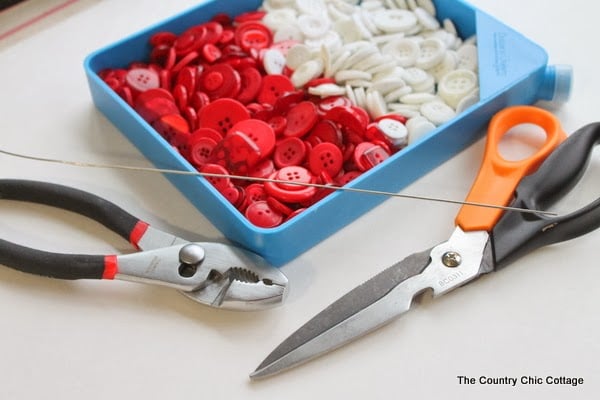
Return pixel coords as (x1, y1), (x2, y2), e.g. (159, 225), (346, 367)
(306, 119), (343, 147)
(190, 90), (210, 111)
(267, 115), (287, 136)
(203, 21), (224, 45)
(257, 75), (295, 105)
(171, 51), (199, 74)
(354, 142), (390, 171)
(198, 63), (241, 99)
(149, 31), (177, 47)
(245, 201), (283, 228)
(174, 26), (207, 55)
(264, 167), (317, 203)
(274, 166), (313, 190)
(237, 67), (262, 104)
(244, 183), (268, 204)
(234, 10), (267, 24)
(221, 185), (245, 208)
(200, 163), (232, 192)
(182, 106), (198, 131)
(308, 142), (343, 177)
(202, 43), (222, 63)
(173, 83), (188, 111)
(272, 90), (305, 115)
(318, 96), (352, 114)
(284, 101), (319, 138)
(198, 98), (250, 136)
(325, 106), (368, 139)
(273, 137), (306, 168)
(175, 66), (197, 97)
(134, 90), (179, 123)
(248, 158), (276, 179)
(235, 21), (273, 52)
(210, 131), (261, 174)
(361, 144), (390, 169)
(229, 119), (276, 159)
(266, 196), (293, 216)
(152, 114), (189, 143)
(187, 135), (218, 167)
(190, 127), (223, 143)
(336, 171), (362, 186)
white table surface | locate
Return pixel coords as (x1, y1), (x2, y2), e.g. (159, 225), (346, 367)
(0, 1), (598, 399)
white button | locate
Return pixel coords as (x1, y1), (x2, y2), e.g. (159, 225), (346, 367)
(326, 48), (351, 77)
(365, 90), (388, 119)
(262, 8), (298, 31)
(384, 85), (413, 102)
(291, 59), (324, 87)
(327, 3), (350, 21)
(393, 0), (408, 8)
(345, 84), (358, 105)
(399, 92), (438, 104)
(263, 49), (287, 75)
(373, 9), (418, 33)
(388, 103), (421, 118)
(285, 44), (314, 69)
(406, 115), (436, 142)
(382, 38), (420, 67)
(308, 83), (347, 97)
(438, 68), (478, 108)
(443, 18), (458, 36)
(352, 12), (374, 39)
(420, 100), (456, 126)
(305, 30), (342, 50)
(377, 117), (408, 147)
(416, 0), (436, 16)
(353, 86), (367, 108)
(455, 89), (480, 113)
(428, 51), (458, 82)
(273, 25), (305, 42)
(335, 69), (373, 82)
(298, 14), (331, 39)
(360, 9), (381, 35)
(414, 7), (440, 30)
(456, 43), (478, 71)
(295, 0), (328, 15)
(415, 38), (446, 69)
(371, 77), (407, 95)
(352, 52), (386, 72)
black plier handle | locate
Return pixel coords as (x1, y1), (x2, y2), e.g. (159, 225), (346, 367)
(0, 179), (156, 280)
(0, 180), (288, 310)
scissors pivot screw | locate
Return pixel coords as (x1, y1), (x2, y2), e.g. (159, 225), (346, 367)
(442, 251), (462, 268)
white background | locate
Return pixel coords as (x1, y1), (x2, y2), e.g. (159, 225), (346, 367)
(0, 1), (598, 399)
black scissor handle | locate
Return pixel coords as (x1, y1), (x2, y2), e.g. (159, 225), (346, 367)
(0, 179), (144, 279)
(492, 123), (600, 268)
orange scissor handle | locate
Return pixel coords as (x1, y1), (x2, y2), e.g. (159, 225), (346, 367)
(455, 106), (567, 232)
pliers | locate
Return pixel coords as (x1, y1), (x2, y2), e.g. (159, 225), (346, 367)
(252, 106), (600, 377)
(0, 179), (287, 310)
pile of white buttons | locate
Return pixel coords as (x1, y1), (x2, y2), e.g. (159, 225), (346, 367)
(260, 0), (480, 144)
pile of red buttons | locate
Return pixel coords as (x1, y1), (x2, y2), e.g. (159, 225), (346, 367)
(99, 11), (407, 228)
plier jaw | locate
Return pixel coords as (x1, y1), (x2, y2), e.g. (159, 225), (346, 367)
(115, 242), (288, 311)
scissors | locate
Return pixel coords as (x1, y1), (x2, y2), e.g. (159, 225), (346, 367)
(0, 179), (287, 310)
(251, 105), (600, 377)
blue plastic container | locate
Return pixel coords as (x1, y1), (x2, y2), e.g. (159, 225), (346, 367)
(84, 0), (572, 265)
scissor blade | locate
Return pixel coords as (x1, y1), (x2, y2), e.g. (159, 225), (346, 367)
(250, 249), (432, 379)
(251, 228), (491, 379)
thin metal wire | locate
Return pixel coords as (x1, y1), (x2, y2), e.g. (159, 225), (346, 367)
(0, 148), (557, 216)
